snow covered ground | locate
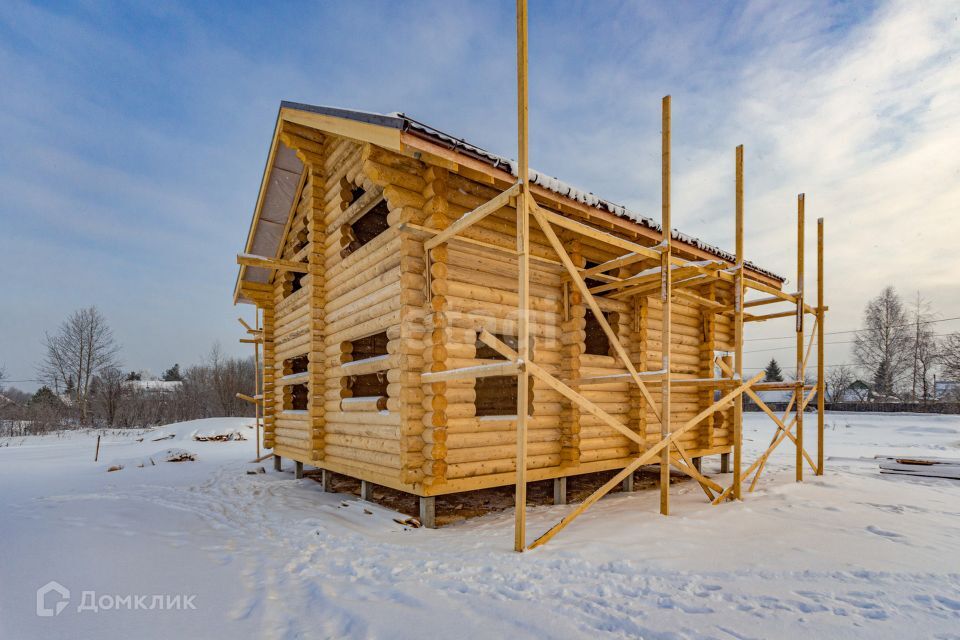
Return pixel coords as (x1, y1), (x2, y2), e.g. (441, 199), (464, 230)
(1, 413), (959, 639)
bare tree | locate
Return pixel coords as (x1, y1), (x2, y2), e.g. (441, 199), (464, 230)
(38, 307), (121, 423)
(942, 333), (960, 381)
(908, 292), (940, 402)
(853, 287), (912, 397)
(207, 343), (255, 415)
(94, 366), (127, 426)
(825, 365), (855, 403)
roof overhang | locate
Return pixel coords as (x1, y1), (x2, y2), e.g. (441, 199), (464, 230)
(234, 104), (406, 304)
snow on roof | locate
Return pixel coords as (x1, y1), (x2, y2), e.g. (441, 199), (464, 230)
(277, 102), (784, 283)
(122, 380), (183, 391)
(400, 113), (783, 282)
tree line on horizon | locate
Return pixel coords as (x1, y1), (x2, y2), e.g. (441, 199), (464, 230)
(0, 307), (255, 435)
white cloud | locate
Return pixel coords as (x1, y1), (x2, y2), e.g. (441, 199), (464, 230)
(1, 0), (957, 387)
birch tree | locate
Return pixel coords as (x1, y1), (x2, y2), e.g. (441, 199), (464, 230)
(853, 287), (911, 397)
(38, 307), (121, 422)
(908, 292), (939, 401)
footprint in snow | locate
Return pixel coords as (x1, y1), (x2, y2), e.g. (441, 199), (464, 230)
(657, 595), (713, 613)
(934, 595), (960, 611)
(866, 525), (904, 539)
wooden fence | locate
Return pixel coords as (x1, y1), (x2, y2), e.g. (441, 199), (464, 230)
(746, 400), (960, 415)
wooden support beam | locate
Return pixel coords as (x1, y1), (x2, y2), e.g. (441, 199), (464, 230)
(529, 371), (764, 549)
(399, 221), (561, 267)
(716, 359), (817, 473)
(420, 360), (522, 383)
(361, 480), (374, 501)
(796, 193), (805, 483)
(237, 253), (309, 274)
(718, 387), (817, 500)
(575, 370), (665, 386)
(757, 391), (817, 492)
(580, 252), (650, 279)
(514, 0), (530, 553)
(419, 496), (436, 529)
(424, 181), (521, 250)
(553, 477), (567, 505)
(597, 264), (705, 296)
(672, 440), (720, 500)
(733, 144), (745, 501)
(674, 288), (726, 311)
(254, 307), (261, 460)
(752, 381), (814, 391)
(744, 310), (796, 322)
(743, 295), (785, 308)
(817, 217), (825, 476)
(530, 206), (663, 263)
(276, 371), (310, 386)
(609, 269), (711, 300)
(660, 94), (672, 517)
(477, 330), (644, 447)
(530, 202), (663, 423)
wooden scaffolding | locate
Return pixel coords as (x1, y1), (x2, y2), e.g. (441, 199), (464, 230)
(419, 0), (827, 551)
(232, 0), (827, 552)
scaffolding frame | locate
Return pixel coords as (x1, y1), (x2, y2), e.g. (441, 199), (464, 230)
(237, 312), (267, 462)
(414, 0), (826, 551)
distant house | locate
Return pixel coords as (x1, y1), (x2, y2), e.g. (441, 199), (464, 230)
(841, 380), (871, 402)
(934, 380), (959, 401)
(122, 380), (182, 394)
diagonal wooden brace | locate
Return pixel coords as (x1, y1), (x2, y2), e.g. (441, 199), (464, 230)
(529, 201), (663, 424)
(711, 386), (817, 503)
(715, 359), (817, 473)
(477, 329), (643, 447)
(529, 371), (764, 549)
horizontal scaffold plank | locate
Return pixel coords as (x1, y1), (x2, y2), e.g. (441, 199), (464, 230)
(237, 253), (309, 273)
(421, 361), (523, 383)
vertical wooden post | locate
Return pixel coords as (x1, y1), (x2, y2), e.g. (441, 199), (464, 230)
(659, 95), (672, 516)
(553, 477), (567, 505)
(514, 0), (531, 552)
(254, 308), (261, 460)
(733, 145), (744, 500)
(94, 434), (101, 462)
(419, 496), (437, 529)
(817, 217), (825, 475)
(322, 469), (335, 492)
(796, 194), (805, 482)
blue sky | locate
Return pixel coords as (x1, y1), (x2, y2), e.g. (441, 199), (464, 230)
(1, 0), (959, 389)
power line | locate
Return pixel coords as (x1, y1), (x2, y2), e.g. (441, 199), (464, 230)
(743, 315), (960, 342)
(743, 363), (858, 371)
(744, 331), (957, 355)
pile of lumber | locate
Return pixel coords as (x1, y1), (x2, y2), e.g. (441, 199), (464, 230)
(876, 455), (960, 480)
